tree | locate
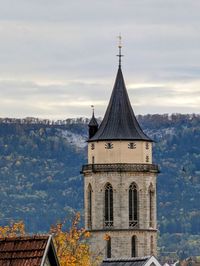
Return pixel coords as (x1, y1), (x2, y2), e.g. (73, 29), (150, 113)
(51, 213), (100, 266)
(0, 221), (25, 237)
(0, 215), (100, 266)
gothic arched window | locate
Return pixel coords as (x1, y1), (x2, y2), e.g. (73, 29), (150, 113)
(131, 235), (137, 257)
(104, 183), (113, 227)
(150, 235), (154, 255)
(87, 184), (92, 229)
(129, 183), (138, 227)
(149, 184), (154, 227)
(106, 236), (111, 258)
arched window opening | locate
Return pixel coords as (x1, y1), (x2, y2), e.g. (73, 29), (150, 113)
(131, 235), (137, 257)
(129, 183), (138, 227)
(150, 236), (154, 255)
(104, 183), (113, 227)
(106, 236), (111, 258)
(149, 184), (154, 227)
(87, 184), (92, 229)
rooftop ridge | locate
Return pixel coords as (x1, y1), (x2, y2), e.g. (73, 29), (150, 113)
(0, 234), (50, 242)
(103, 256), (151, 262)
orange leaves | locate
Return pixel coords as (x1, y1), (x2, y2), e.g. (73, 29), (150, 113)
(84, 231), (91, 238)
(51, 213), (92, 266)
(0, 215), (99, 266)
(0, 221), (25, 238)
(104, 233), (110, 241)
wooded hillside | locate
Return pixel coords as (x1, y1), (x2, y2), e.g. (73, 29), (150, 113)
(0, 114), (199, 258)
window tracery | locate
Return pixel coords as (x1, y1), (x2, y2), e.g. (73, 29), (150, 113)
(106, 236), (111, 258)
(149, 184), (154, 227)
(87, 184), (92, 229)
(150, 235), (154, 255)
(104, 183), (113, 227)
(105, 142), (113, 149)
(129, 183), (138, 227)
(91, 143), (95, 150)
(128, 142), (136, 149)
(131, 235), (137, 257)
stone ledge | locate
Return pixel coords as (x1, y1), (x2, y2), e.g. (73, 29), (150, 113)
(88, 228), (157, 233)
(81, 163), (159, 174)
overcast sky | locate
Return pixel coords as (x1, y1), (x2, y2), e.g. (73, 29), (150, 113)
(0, 0), (200, 119)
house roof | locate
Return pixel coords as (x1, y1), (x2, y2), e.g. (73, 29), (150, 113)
(101, 256), (149, 266)
(0, 235), (60, 266)
(101, 256), (161, 266)
(89, 67), (152, 142)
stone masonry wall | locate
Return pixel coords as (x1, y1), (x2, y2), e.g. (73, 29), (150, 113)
(88, 230), (157, 258)
(84, 170), (157, 258)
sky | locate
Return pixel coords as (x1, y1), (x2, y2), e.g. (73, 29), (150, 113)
(0, 0), (200, 119)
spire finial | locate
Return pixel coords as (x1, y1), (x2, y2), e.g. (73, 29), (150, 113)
(117, 34), (124, 68)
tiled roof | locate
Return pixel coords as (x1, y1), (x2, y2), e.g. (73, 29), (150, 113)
(101, 256), (150, 266)
(89, 67), (152, 142)
(0, 235), (57, 266)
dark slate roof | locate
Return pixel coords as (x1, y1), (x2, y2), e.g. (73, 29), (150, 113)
(101, 256), (150, 266)
(0, 235), (60, 266)
(89, 67), (152, 142)
(88, 111), (98, 127)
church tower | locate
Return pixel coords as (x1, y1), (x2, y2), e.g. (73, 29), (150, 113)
(82, 42), (159, 259)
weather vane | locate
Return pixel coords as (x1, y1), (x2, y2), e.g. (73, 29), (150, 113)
(118, 34), (122, 48)
(117, 34), (124, 67)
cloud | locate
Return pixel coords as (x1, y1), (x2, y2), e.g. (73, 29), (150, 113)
(0, 79), (109, 118)
(0, 0), (199, 118)
(0, 77), (199, 119)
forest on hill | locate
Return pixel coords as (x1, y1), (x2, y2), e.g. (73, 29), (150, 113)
(0, 114), (199, 259)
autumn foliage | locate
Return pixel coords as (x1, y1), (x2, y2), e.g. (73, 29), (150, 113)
(51, 213), (99, 266)
(0, 221), (25, 238)
(0, 214), (100, 266)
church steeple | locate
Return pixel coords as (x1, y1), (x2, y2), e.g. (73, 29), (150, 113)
(89, 49), (151, 142)
(82, 42), (158, 260)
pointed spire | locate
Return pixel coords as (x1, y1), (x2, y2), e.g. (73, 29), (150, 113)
(88, 105), (98, 127)
(89, 67), (152, 142)
(88, 105), (98, 139)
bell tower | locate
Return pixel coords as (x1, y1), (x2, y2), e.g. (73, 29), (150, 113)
(82, 40), (159, 259)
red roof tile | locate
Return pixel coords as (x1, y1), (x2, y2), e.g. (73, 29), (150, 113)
(0, 235), (50, 266)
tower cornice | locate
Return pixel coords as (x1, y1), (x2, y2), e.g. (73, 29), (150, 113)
(81, 163), (159, 174)
(87, 228), (158, 233)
